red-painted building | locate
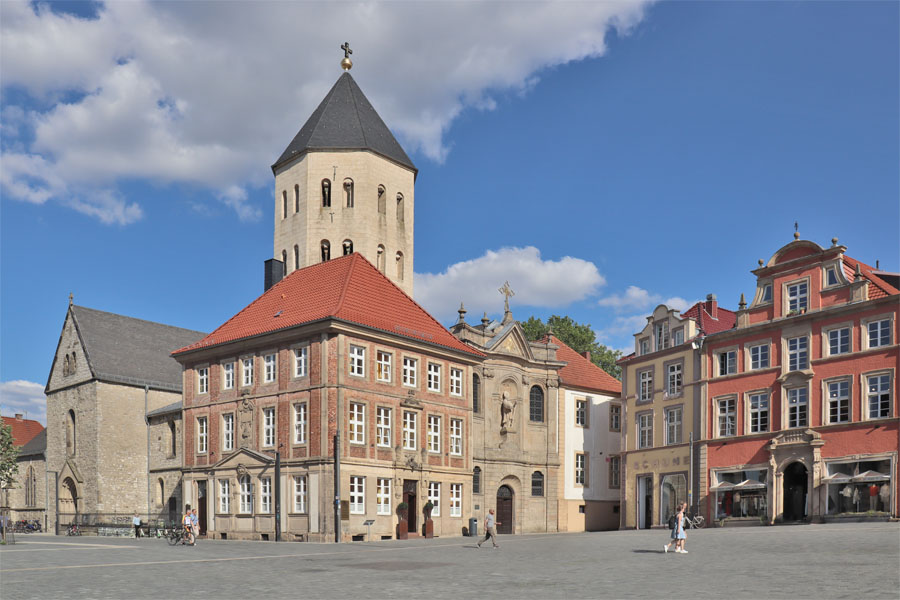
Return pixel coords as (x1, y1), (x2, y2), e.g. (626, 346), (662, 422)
(701, 236), (898, 524)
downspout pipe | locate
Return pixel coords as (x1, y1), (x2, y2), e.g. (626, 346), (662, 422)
(145, 385), (151, 519)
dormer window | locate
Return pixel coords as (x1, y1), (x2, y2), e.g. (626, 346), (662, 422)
(786, 281), (808, 313)
(672, 328), (684, 346)
(825, 266), (839, 287)
(639, 338), (650, 356)
(321, 180), (331, 208)
(761, 284), (773, 303)
(655, 322), (669, 351)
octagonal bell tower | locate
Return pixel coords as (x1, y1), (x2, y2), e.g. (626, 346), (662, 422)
(271, 45), (417, 297)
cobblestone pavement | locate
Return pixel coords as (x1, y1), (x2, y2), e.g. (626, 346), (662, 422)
(1, 522), (897, 599)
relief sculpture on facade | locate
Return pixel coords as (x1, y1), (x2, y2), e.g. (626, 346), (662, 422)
(500, 391), (516, 431)
(239, 397), (254, 447)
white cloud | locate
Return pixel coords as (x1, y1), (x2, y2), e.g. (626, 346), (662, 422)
(0, 380), (47, 425)
(415, 246), (605, 322)
(0, 0), (651, 223)
(597, 285), (694, 313)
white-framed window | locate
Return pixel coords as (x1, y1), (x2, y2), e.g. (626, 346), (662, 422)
(610, 404), (621, 432)
(673, 328), (684, 347)
(450, 368), (463, 396)
(825, 266), (840, 287)
(349, 476), (365, 514)
(665, 406), (682, 445)
(748, 392), (769, 433)
(787, 387), (808, 428)
(223, 362), (234, 390)
(718, 350), (737, 376)
(828, 379), (850, 424)
(761, 283), (773, 303)
(450, 418), (462, 455)
(575, 453), (586, 486)
(294, 403), (307, 444)
(376, 407), (391, 447)
(377, 478), (391, 515)
(666, 363), (682, 396)
(827, 327), (851, 356)
(262, 407), (275, 447)
(575, 399), (587, 426)
(449, 483), (462, 517)
(242, 357), (254, 387)
(223, 413), (234, 451)
(403, 357), (417, 387)
(639, 370), (653, 402)
(239, 475), (252, 514)
(349, 345), (365, 377)
(750, 344), (769, 370)
(639, 338), (650, 355)
(349, 402), (365, 444)
(427, 482), (441, 516)
(197, 367), (209, 394)
(402, 411), (417, 450)
(294, 475), (307, 513)
(218, 479), (230, 513)
(637, 413), (653, 449)
(788, 336), (809, 371)
(868, 319), (892, 348)
(787, 281), (808, 313)
(294, 347), (308, 378)
(264, 353), (277, 383)
(867, 373), (892, 419)
(427, 363), (441, 392)
(197, 417), (208, 453)
(260, 477), (272, 513)
(376, 351), (392, 382)
(718, 398), (736, 437)
(427, 414), (441, 453)
(655, 321), (669, 351)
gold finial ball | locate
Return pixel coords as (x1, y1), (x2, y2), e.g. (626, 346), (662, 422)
(758, 259), (764, 266)
(341, 57), (353, 71)
(793, 231), (800, 240)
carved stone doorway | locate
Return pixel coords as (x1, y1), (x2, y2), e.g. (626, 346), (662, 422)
(197, 480), (207, 535)
(403, 480), (417, 533)
(783, 462), (808, 521)
(496, 485), (514, 534)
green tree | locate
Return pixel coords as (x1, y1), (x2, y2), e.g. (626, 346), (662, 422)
(0, 423), (20, 490)
(523, 315), (622, 380)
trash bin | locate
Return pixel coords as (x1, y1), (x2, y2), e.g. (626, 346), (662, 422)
(468, 517), (478, 537)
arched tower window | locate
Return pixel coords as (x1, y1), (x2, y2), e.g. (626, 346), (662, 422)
(321, 180), (331, 208)
(376, 245), (385, 271)
(473, 466), (481, 495)
(472, 374), (481, 413)
(377, 186), (386, 214)
(529, 386), (544, 422)
(395, 251), (404, 281)
(25, 466), (36, 507)
(281, 250), (287, 272)
(67, 409), (76, 456)
(63, 354), (71, 376)
(396, 194), (404, 222)
(168, 420), (177, 458)
(321, 240), (331, 262)
(531, 471), (544, 497)
(343, 179), (354, 208)
(294, 245), (300, 272)
(282, 190), (288, 219)
(157, 478), (165, 506)
(342, 240), (353, 256)
(72, 351), (76, 370)
(294, 184), (300, 213)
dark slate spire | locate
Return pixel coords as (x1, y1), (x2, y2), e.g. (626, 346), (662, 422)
(272, 72), (416, 173)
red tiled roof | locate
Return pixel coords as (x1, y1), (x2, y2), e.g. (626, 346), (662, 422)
(548, 335), (621, 395)
(1, 415), (44, 447)
(842, 255), (899, 300)
(679, 302), (736, 335)
(174, 254), (482, 357)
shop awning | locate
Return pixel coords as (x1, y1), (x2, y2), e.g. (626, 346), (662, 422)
(734, 479), (767, 490)
(709, 481), (736, 491)
(851, 470), (890, 482)
(822, 472), (852, 484)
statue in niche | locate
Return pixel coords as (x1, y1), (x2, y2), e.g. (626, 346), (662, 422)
(500, 391), (516, 430)
(239, 397), (254, 445)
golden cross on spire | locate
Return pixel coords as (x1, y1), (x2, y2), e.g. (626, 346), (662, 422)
(499, 281), (515, 315)
(340, 42), (353, 70)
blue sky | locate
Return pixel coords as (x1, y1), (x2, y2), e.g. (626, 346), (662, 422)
(2, 1), (898, 423)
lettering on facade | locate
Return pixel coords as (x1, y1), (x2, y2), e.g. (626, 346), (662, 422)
(633, 456), (689, 471)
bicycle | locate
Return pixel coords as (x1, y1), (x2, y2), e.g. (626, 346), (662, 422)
(66, 523), (82, 536)
(684, 514), (705, 529)
(166, 527), (192, 546)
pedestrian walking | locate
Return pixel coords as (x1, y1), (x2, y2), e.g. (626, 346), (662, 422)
(476, 508), (500, 549)
(191, 508), (199, 544)
(133, 513), (142, 538)
(182, 506), (194, 545)
(674, 502), (688, 553)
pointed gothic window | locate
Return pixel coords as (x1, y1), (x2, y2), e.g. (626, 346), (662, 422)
(396, 194), (404, 222)
(321, 180), (331, 208)
(377, 186), (386, 214)
(343, 240), (353, 256)
(396, 251), (404, 281)
(377, 245), (385, 271)
(63, 354), (70, 376)
(321, 240), (331, 262)
(168, 420), (177, 458)
(343, 179), (354, 208)
(294, 245), (300, 271)
(67, 409), (76, 456)
(282, 190), (288, 219)
(294, 184), (300, 213)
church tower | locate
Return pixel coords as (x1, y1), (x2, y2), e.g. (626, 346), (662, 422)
(271, 44), (417, 297)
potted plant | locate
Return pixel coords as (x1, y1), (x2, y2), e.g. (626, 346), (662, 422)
(396, 502), (409, 540)
(422, 501), (435, 538)
(423, 501), (434, 521)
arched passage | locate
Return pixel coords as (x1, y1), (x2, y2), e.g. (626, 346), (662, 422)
(783, 462), (808, 521)
(496, 485), (514, 534)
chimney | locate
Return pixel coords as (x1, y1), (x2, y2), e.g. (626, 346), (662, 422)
(581, 351), (591, 362)
(705, 293), (718, 320)
(14, 413), (23, 420)
(264, 258), (285, 292)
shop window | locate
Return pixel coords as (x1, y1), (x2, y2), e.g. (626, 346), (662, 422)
(712, 469), (768, 520)
(823, 459), (892, 515)
(660, 474), (686, 525)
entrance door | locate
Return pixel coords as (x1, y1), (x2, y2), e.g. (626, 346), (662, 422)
(496, 485), (514, 534)
(638, 476), (652, 529)
(197, 480), (207, 536)
(403, 480), (417, 533)
(783, 462), (808, 521)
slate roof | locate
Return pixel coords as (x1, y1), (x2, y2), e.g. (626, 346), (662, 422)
(548, 335), (621, 395)
(680, 302), (736, 335)
(841, 255), (899, 300)
(1, 416), (44, 447)
(18, 429), (46, 458)
(273, 72), (416, 173)
(66, 306), (207, 393)
(147, 401), (182, 418)
(173, 253), (482, 358)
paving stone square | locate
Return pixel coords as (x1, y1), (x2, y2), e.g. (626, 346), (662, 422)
(1, 522), (897, 599)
